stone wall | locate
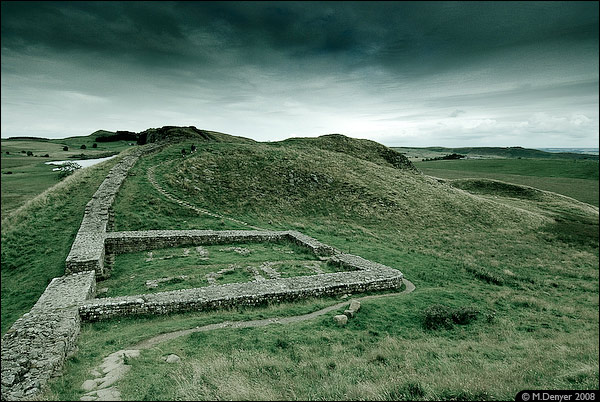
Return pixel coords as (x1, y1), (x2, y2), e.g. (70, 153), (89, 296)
(104, 229), (337, 257)
(65, 146), (160, 278)
(95, 229), (402, 321)
(1, 272), (96, 400)
(80, 266), (402, 322)
(1, 145), (159, 401)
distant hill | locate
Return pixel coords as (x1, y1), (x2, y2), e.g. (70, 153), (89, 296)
(6, 136), (51, 141)
(137, 126), (255, 145)
(393, 146), (598, 160)
(536, 148), (599, 156)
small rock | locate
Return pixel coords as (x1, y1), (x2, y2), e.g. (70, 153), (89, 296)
(24, 387), (38, 396)
(96, 287), (109, 295)
(1, 374), (16, 386)
(333, 315), (348, 326)
(81, 379), (98, 392)
(340, 294), (349, 300)
(122, 350), (140, 359)
(348, 300), (361, 313)
(343, 309), (354, 318)
(165, 354), (181, 364)
(95, 387), (121, 401)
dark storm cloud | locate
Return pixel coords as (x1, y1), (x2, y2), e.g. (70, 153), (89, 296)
(3, 2), (597, 73)
(1, 1), (598, 146)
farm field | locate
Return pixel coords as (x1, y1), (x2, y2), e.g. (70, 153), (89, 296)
(1, 134), (133, 216)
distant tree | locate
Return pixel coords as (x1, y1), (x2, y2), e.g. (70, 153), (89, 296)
(5, 151), (9, 155)
(26, 151), (33, 156)
(63, 146), (69, 151)
(92, 143), (98, 148)
(80, 144), (87, 149)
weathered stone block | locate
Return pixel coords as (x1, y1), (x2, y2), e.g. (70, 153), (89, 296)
(334, 315), (348, 326)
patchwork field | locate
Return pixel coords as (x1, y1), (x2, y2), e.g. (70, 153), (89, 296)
(1, 135), (132, 216)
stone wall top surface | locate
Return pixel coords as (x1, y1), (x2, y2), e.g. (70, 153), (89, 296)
(30, 271), (96, 313)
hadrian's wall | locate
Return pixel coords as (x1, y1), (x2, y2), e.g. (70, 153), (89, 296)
(1, 146), (156, 401)
(65, 145), (161, 278)
(0, 272), (96, 400)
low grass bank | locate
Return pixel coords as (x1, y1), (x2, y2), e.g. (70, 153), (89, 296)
(415, 158), (599, 206)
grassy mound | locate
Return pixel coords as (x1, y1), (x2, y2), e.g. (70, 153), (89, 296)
(138, 126), (255, 145)
(450, 178), (545, 201)
(280, 133), (416, 171)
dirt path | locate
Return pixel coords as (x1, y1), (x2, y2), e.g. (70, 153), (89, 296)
(79, 279), (415, 401)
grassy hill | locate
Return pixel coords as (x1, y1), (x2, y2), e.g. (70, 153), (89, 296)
(1, 131), (598, 400)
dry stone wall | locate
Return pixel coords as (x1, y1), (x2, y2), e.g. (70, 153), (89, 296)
(80, 265), (402, 322)
(1, 145), (157, 401)
(91, 229), (402, 321)
(65, 146), (160, 278)
(1, 271), (96, 400)
(104, 229), (337, 256)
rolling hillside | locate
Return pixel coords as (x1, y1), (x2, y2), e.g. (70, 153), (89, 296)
(2, 129), (598, 400)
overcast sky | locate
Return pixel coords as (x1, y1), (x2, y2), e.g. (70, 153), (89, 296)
(1, 1), (598, 147)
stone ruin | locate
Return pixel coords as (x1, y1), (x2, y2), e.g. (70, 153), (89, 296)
(1, 143), (404, 400)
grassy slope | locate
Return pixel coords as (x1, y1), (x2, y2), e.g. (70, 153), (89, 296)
(1, 137), (132, 215)
(7, 135), (598, 400)
(415, 159), (599, 207)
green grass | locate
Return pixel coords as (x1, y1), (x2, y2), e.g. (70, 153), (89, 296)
(415, 159), (599, 206)
(99, 242), (326, 297)
(1, 160), (59, 216)
(416, 158), (598, 180)
(3, 134), (597, 400)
